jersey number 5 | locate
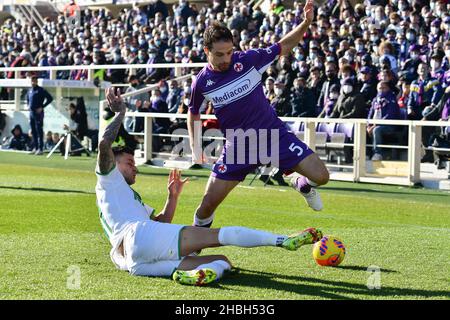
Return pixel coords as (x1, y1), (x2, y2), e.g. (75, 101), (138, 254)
(289, 143), (303, 156)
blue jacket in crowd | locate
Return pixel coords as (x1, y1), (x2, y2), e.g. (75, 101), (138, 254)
(27, 86), (53, 112)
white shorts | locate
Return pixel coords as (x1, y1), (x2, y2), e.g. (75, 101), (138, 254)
(123, 220), (186, 277)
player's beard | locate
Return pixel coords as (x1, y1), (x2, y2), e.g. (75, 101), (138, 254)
(213, 61), (231, 72)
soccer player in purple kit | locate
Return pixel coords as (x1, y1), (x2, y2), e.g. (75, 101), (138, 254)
(188, 0), (329, 230)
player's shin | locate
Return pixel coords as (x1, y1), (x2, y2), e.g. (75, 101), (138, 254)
(218, 226), (287, 247)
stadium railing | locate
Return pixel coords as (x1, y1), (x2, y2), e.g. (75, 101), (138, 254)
(1, 63), (449, 187)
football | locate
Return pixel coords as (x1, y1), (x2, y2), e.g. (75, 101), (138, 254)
(312, 236), (346, 267)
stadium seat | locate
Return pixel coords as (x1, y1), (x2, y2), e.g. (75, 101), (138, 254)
(327, 123), (355, 164)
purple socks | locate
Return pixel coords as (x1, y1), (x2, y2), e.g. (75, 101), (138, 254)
(294, 176), (318, 194)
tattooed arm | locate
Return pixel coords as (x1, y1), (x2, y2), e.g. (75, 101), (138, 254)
(97, 88), (127, 174)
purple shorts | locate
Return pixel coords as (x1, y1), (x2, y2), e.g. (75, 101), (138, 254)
(211, 131), (314, 181)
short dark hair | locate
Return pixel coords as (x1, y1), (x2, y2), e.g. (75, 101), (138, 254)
(203, 22), (233, 50)
(112, 146), (134, 158)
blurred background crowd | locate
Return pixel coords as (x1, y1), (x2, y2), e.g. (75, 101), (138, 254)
(0, 0), (449, 163)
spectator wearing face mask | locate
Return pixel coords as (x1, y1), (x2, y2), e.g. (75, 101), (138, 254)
(330, 78), (366, 119)
(418, 34), (431, 59)
(129, 48), (148, 83)
(359, 53), (379, 80)
(367, 81), (401, 161)
(125, 75), (150, 133)
(270, 78), (290, 117)
(168, 91), (190, 136)
(429, 19), (442, 46)
(106, 48), (127, 84)
(408, 63), (443, 121)
(277, 56), (296, 89)
(358, 66), (378, 112)
(289, 77), (316, 117)
(318, 84), (340, 119)
(69, 52), (89, 80)
(401, 45), (421, 80)
(306, 66), (324, 107)
(317, 61), (340, 115)
(158, 80), (169, 102)
(145, 48), (167, 84)
(405, 27), (417, 47)
(150, 88), (171, 152)
(430, 52), (445, 83)
(166, 80), (184, 114)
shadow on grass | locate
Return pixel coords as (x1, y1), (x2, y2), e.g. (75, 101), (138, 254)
(336, 265), (398, 273)
(0, 185), (94, 195)
(207, 268), (449, 299)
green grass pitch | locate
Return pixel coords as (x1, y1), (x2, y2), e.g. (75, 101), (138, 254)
(0, 152), (449, 300)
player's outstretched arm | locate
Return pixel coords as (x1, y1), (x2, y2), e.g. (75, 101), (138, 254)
(187, 110), (203, 164)
(97, 87), (126, 174)
(153, 169), (189, 223)
(279, 0), (314, 56)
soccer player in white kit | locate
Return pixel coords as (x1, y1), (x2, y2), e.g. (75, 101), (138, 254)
(95, 87), (324, 286)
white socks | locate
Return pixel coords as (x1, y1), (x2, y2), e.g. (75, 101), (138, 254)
(196, 260), (231, 279)
(218, 226), (287, 248)
(193, 212), (215, 227)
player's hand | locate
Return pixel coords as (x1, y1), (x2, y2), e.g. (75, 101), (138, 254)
(106, 87), (126, 113)
(167, 169), (189, 198)
(304, 0), (314, 23)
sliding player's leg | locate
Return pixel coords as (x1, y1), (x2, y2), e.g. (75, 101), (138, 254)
(178, 226), (323, 257)
(173, 226), (323, 285)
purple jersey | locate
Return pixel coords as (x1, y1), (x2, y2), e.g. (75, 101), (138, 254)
(189, 43), (287, 134)
(189, 43), (314, 181)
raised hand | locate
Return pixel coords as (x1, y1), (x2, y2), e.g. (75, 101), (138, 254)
(304, 0), (314, 23)
(167, 169), (189, 198)
(106, 87), (126, 113)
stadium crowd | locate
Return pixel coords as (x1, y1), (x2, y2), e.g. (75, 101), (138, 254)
(0, 0), (449, 164)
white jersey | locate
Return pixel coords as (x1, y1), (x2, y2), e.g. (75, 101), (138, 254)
(95, 166), (155, 270)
